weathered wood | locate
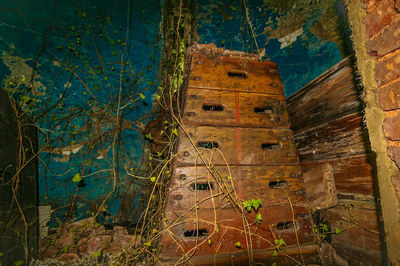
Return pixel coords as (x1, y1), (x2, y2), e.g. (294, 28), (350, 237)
(287, 57), (382, 262)
(166, 166), (305, 210)
(189, 53), (284, 95)
(175, 126), (298, 166)
(176, 244), (318, 266)
(302, 162), (338, 209)
(182, 88), (290, 128)
(287, 57), (362, 133)
(328, 200), (382, 264)
(162, 206), (314, 259)
(294, 113), (368, 161)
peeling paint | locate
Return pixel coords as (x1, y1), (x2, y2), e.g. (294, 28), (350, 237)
(39, 205), (53, 239)
(1, 51), (46, 96)
(278, 28), (303, 49)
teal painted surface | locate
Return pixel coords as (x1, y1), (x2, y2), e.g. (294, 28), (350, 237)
(196, 0), (346, 97)
(0, 0), (161, 225)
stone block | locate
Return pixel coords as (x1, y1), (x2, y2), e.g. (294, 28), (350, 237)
(113, 225), (128, 236)
(86, 234), (112, 255)
(365, 0), (398, 37)
(54, 229), (74, 248)
(377, 78), (400, 110)
(58, 253), (80, 262)
(39, 245), (58, 259)
(367, 18), (400, 57)
(383, 110), (400, 140)
(375, 50), (400, 86)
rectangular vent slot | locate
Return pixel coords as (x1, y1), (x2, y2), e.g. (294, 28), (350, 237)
(203, 104), (224, 111)
(197, 142), (219, 149)
(227, 71), (248, 79)
(184, 229), (208, 238)
(254, 107), (273, 115)
(261, 143), (280, 150)
(276, 222), (294, 231)
(191, 182), (214, 191)
(268, 180), (289, 189)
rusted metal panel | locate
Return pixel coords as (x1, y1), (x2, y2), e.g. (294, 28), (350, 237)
(182, 88), (290, 128)
(161, 206), (314, 259)
(189, 53), (284, 95)
(175, 126), (298, 166)
(166, 166), (305, 210)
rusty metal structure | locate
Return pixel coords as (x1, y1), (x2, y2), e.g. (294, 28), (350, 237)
(161, 45), (315, 264)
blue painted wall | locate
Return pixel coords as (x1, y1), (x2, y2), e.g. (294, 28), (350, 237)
(196, 0), (347, 96)
(0, 0), (161, 226)
(0, 0), (350, 227)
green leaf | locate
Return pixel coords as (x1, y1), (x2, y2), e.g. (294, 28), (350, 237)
(171, 128), (178, 136)
(14, 260), (24, 266)
(139, 93), (146, 100)
(154, 94), (160, 101)
(21, 95), (32, 104)
(150, 176), (156, 182)
(92, 251), (101, 258)
(272, 250), (278, 256)
(145, 133), (153, 140)
(252, 199), (262, 211)
(0, 252), (3, 256)
(335, 228), (341, 235)
(72, 173), (82, 183)
(235, 241), (241, 248)
(256, 213), (262, 223)
(144, 241), (152, 247)
(207, 239), (212, 246)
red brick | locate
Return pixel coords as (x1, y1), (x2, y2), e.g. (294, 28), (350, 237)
(375, 50), (400, 86)
(367, 18), (400, 57)
(388, 145), (400, 169)
(383, 110), (400, 140)
(377, 79), (400, 110)
(365, 0), (398, 37)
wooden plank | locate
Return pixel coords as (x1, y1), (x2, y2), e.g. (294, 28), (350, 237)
(328, 200), (382, 257)
(302, 162), (338, 209)
(176, 244), (318, 266)
(175, 126), (298, 166)
(162, 206), (314, 259)
(182, 88), (290, 128)
(287, 57), (362, 133)
(294, 114), (368, 161)
(300, 154), (375, 195)
(166, 166), (305, 210)
(189, 53), (284, 95)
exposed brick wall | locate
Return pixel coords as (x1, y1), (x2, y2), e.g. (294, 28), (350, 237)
(364, 0), (400, 195)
